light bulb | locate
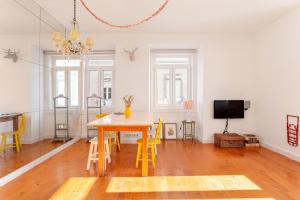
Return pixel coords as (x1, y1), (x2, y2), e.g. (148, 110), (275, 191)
(52, 32), (62, 43)
(85, 37), (94, 47)
(70, 27), (80, 41)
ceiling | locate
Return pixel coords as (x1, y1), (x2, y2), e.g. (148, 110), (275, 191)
(2, 0), (300, 34)
(33, 0), (300, 34)
(0, 0), (40, 34)
(0, 0), (65, 34)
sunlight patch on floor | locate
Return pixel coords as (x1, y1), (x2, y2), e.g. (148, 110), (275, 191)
(49, 177), (97, 200)
(106, 175), (261, 193)
(161, 199), (275, 200)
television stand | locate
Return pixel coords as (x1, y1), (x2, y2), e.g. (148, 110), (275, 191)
(214, 133), (245, 148)
(223, 118), (229, 134)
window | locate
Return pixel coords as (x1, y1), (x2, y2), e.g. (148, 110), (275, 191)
(86, 56), (114, 107)
(53, 58), (81, 107)
(152, 52), (194, 108)
(69, 70), (79, 106)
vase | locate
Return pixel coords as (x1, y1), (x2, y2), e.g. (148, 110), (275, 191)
(124, 106), (132, 118)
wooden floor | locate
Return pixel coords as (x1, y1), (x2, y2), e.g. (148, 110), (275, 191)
(0, 140), (300, 199)
(0, 139), (64, 177)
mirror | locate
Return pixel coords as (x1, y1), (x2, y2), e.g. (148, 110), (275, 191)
(0, 0), (68, 178)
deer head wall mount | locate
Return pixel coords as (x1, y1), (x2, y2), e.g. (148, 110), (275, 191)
(124, 48), (138, 62)
(3, 49), (20, 63)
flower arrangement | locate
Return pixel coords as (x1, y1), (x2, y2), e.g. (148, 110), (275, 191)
(123, 95), (134, 107)
(123, 95), (134, 118)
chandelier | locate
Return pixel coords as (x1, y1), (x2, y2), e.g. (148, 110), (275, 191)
(52, 0), (93, 56)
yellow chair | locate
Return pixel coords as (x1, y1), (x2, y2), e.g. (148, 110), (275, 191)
(95, 113), (121, 152)
(136, 118), (163, 168)
(0, 114), (26, 153)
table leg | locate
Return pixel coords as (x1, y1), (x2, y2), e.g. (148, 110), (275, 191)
(98, 127), (105, 176)
(142, 128), (148, 177)
(13, 116), (19, 151)
(13, 116), (19, 131)
(117, 131), (121, 152)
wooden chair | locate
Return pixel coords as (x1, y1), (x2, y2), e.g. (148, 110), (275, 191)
(86, 137), (111, 170)
(0, 114), (26, 153)
(135, 118), (162, 168)
(96, 113), (121, 152)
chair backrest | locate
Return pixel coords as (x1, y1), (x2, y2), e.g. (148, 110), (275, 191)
(154, 118), (163, 144)
(19, 114), (26, 134)
(96, 113), (109, 119)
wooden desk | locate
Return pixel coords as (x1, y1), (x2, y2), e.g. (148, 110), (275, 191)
(89, 112), (153, 177)
(0, 113), (22, 131)
(0, 113), (22, 150)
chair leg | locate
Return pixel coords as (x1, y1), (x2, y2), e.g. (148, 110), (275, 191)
(151, 145), (156, 168)
(105, 142), (111, 164)
(18, 134), (22, 149)
(16, 134), (22, 150)
(116, 135), (121, 151)
(0, 135), (6, 153)
(93, 144), (98, 163)
(154, 144), (157, 155)
(108, 137), (112, 153)
(136, 144), (142, 168)
(86, 142), (94, 170)
(14, 134), (20, 153)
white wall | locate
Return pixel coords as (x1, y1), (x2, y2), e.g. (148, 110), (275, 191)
(86, 33), (256, 141)
(254, 7), (300, 161)
(0, 33), (257, 144)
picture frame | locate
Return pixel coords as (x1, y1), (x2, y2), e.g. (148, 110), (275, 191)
(164, 123), (177, 139)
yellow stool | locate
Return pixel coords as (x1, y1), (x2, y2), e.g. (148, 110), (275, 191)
(96, 113), (121, 152)
(136, 118), (163, 168)
(0, 114), (26, 153)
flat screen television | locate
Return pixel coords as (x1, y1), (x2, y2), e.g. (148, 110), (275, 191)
(214, 100), (244, 119)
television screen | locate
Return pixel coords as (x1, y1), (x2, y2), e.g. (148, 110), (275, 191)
(214, 100), (244, 119)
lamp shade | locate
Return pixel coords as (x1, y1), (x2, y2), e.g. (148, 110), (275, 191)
(52, 32), (62, 43)
(183, 100), (193, 110)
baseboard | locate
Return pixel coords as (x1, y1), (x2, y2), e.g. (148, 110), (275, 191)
(260, 142), (300, 162)
(0, 138), (80, 187)
(21, 135), (50, 144)
(201, 137), (214, 144)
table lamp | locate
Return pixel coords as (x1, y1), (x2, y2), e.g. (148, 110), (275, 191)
(183, 100), (194, 122)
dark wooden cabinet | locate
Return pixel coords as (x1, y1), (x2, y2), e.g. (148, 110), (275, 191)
(214, 133), (245, 148)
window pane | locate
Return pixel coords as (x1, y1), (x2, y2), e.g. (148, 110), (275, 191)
(156, 69), (170, 105)
(56, 71), (65, 106)
(56, 59), (81, 67)
(155, 57), (189, 65)
(88, 59), (114, 67)
(175, 68), (188, 104)
(70, 71), (79, 106)
(89, 71), (99, 96)
(103, 71), (112, 106)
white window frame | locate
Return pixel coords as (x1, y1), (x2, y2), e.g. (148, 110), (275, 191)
(151, 51), (195, 110)
(85, 55), (115, 108)
(52, 56), (82, 108)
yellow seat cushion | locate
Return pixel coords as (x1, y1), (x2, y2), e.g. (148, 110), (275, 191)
(96, 113), (109, 119)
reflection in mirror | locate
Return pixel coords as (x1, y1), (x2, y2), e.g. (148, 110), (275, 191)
(0, 0), (67, 179)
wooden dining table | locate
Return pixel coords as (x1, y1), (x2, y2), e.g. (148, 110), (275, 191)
(0, 113), (22, 131)
(0, 113), (23, 151)
(88, 112), (153, 177)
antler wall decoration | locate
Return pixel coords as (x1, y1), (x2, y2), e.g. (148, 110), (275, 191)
(2, 49), (20, 63)
(124, 48), (138, 62)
